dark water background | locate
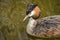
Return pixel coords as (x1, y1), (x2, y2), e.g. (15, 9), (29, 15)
(0, 0), (60, 40)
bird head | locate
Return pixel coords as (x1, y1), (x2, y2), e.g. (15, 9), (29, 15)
(23, 3), (41, 21)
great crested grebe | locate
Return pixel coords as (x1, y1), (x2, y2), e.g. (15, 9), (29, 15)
(23, 3), (60, 37)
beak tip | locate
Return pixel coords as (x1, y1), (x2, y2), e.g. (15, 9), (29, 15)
(23, 16), (28, 22)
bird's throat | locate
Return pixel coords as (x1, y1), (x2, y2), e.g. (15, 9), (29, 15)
(26, 17), (37, 35)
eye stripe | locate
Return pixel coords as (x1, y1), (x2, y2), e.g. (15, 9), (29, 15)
(29, 11), (35, 16)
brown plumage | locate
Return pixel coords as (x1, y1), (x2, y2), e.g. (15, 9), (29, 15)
(32, 6), (41, 19)
(33, 15), (60, 37)
(23, 3), (60, 37)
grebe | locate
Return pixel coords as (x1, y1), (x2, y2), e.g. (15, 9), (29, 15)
(23, 3), (60, 37)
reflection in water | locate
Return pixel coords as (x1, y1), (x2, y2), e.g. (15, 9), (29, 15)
(0, 31), (5, 40)
(18, 31), (22, 40)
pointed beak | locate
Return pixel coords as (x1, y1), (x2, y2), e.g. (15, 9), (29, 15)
(23, 15), (29, 22)
(23, 10), (35, 22)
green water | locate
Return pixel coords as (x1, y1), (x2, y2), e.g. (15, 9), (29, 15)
(0, 0), (60, 40)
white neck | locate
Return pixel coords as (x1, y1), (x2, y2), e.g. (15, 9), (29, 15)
(26, 17), (37, 35)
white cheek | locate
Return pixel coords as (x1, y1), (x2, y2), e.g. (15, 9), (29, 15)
(29, 11), (35, 16)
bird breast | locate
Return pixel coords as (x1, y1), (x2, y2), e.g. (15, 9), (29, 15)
(26, 17), (37, 35)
